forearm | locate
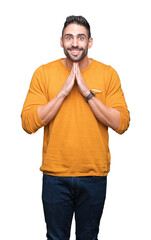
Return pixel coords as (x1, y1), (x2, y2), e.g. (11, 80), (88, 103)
(88, 96), (121, 130)
(37, 91), (66, 124)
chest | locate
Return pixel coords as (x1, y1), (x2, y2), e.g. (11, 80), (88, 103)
(46, 69), (106, 104)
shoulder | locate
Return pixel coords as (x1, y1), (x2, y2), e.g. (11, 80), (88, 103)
(92, 59), (117, 75)
(92, 59), (121, 85)
(33, 59), (61, 74)
(92, 59), (110, 69)
(42, 59), (61, 71)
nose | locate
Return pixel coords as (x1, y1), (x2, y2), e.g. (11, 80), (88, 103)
(72, 37), (78, 47)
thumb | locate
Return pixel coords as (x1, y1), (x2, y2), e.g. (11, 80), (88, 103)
(75, 62), (79, 73)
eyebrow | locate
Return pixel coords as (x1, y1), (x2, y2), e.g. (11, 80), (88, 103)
(64, 33), (87, 37)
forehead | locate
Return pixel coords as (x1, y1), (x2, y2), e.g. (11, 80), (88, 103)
(63, 23), (88, 37)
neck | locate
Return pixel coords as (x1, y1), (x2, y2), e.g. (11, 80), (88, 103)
(63, 56), (91, 71)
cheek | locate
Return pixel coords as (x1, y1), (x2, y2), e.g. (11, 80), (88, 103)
(81, 42), (89, 49)
(63, 42), (71, 49)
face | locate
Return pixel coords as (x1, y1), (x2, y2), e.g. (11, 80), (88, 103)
(60, 23), (93, 62)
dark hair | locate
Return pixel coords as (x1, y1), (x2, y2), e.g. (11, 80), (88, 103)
(62, 15), (91, 39)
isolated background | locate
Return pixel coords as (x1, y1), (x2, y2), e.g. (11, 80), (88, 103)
(0, 0), (151, 239)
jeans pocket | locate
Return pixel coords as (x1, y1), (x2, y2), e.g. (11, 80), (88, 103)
(92, 176), (107, 181)
(83, 176), (106, 182)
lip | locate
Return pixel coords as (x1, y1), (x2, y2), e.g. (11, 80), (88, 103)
(69, 49), (81, 55)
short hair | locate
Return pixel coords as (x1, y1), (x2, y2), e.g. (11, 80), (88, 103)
(62, 15), (91, 39)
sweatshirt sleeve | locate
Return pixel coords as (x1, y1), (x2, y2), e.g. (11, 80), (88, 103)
(105, 66), (130, 134)
(21, 65), (48, 134)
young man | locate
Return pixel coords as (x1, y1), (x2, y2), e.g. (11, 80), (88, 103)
(21, 15), (130, 240)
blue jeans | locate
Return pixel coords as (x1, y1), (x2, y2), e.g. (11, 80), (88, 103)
(42, 174), (107, 240)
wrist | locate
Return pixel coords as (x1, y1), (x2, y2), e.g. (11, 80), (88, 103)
(58, 90), (67, 99)
(83, 89), (91, 97)
(85, 90), (95, 102)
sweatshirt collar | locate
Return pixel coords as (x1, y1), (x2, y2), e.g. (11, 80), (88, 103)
(59, 58), (94, 73)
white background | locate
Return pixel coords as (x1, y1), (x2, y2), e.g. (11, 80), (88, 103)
(0, 0), (151, 239)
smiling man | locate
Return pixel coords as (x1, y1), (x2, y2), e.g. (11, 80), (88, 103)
(62, 25), (89, 62)
(21, 15), (130, 240)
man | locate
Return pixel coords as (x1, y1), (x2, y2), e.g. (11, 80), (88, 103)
(21, 15), (130, 240)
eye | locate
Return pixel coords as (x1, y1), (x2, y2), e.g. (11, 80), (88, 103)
(67, 37), (72, 40)
(79, 36), (84, 41)
(65, 36), (72, 41)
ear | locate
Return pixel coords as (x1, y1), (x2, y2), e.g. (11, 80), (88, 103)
(60, 37), (63, 48)
(88, 37), (93, 49)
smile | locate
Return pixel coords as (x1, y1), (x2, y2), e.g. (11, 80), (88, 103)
(69, 49), (81, 55)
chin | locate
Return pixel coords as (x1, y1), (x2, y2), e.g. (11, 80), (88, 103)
(72, 59), (80, 62)
(68, 53), (80, 61)
(68, 55), (86, 63)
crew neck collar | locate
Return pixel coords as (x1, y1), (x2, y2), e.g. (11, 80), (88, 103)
(59, 58), (94, 73)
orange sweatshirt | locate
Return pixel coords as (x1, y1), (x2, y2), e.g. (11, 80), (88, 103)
(21, 58), (130, 176)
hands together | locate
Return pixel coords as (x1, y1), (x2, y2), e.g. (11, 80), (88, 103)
(61, 62), (90, 98)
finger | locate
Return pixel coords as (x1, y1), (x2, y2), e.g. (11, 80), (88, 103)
(71, 63), (74, 71)
(73, 62), (77, 74)
(70, 63), (75, 76)
(76, 64), (80, 77)
(74, 63), (77, 76)
(72, 63), (75, 75)
(76, 63), (80, 73)
(72, 64), (76, 80)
